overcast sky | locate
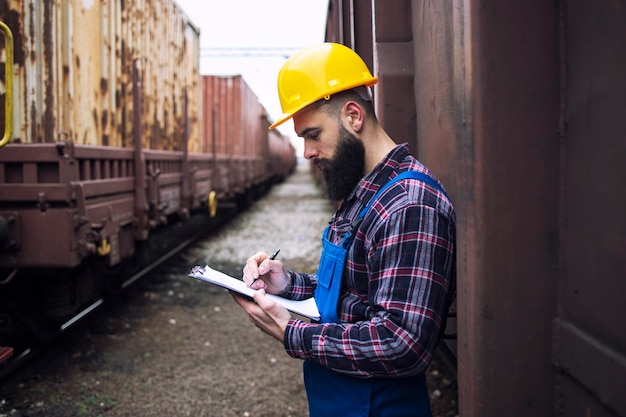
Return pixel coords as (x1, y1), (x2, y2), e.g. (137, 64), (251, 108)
(175, 0), (329, 139)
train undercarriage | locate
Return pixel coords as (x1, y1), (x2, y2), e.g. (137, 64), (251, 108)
(0, 141), (290, 363)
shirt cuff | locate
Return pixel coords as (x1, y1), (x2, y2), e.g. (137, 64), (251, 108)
(283, 318), (313, 360)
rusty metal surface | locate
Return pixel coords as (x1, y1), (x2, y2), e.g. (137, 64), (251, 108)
(326, 0), (626, 416)
(552, 1), (626, 416)
(0, 1), (298, 360)
(370, 0), (415, 150)
(0, 0), (200, 150)
(454, 1), (561, 415)
(0, 143), (136, 268)
(201, 76), (230, 197)
(409, 2), (460, 360)
(0, 142), (211, 269)
(267, 128), (296, 180)
(0, 129), (294, 270)
(201, 75), (295, 200)
(411, 1), (457, 192)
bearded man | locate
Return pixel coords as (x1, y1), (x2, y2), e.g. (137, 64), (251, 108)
(232, 43), (456, 417)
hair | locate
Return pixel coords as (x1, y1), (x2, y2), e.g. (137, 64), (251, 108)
(319, 87), (378, 123)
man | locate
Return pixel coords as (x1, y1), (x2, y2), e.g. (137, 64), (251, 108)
(231, 42), (456, 417)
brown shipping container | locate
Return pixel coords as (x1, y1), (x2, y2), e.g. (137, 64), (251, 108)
(201, 76), (231, 197)
(201, 75), (269, 196)
(325, 2), (626, 417)
(267, 128), (294, 179)
(0, 0), (201, 151)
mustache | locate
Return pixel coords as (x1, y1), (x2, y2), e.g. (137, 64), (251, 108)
(313, 158), (331, 170)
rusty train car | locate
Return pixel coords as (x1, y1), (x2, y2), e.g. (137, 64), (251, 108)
(325, 1), (625, 416)
(0, 0), (295, 358)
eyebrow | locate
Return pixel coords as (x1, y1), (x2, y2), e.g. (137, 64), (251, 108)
(298, 127), (320, 139)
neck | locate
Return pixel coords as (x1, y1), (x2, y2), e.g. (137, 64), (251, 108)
(363, 125), (397, 173)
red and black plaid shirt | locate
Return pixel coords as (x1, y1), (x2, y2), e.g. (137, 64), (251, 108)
(284, 143), (456, 378)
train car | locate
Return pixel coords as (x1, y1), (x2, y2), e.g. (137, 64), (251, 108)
(324, 1), (625, 417)
(267, 127), (297, 184)
(200, 75), (296, 207)
(0, 0), (295, 355)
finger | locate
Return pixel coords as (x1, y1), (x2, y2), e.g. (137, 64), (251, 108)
(229, 290), (255, 310)
(258, 259), (271, 275)
(253, 289), (286, 320)
(248, 278), (267, 290)
(258, 258), (282, 276)
(241, 264), (255, 285)
(252, 290), (291, 339)
(252, 288), (271, 307)
(242, 251), (268, 282)
(251, 290), (280, 327)
(230, 290), (272, 330)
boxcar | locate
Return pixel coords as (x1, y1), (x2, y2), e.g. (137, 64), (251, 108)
(0, 0), (202, 269)
(201, 75), (296, 205)
(324, 1), (626, 416)
(0, 0), (295, 351)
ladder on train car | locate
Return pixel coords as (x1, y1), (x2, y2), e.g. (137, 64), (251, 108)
(0, 21), (15, 367)
(0, 20), (13, 148)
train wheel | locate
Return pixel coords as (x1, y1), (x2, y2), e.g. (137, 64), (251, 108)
(12, 277), (63, 344)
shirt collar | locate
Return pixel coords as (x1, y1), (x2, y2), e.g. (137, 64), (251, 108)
(345, 142), (412, 206)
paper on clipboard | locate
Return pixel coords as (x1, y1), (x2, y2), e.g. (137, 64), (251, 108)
(189, 265), (320, 321)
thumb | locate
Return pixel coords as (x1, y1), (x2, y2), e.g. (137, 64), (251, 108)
(253, 289), (286, 319)
(258, 260), (273, 275)
(253, 289), (273, 309)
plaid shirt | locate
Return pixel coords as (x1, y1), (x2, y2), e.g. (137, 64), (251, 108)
(283, 143), (456, 378)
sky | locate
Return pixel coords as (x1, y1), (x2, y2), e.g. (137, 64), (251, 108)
(174, 0), (329, 141)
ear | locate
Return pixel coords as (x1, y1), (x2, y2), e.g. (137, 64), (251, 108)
(342, 101), (365, 132)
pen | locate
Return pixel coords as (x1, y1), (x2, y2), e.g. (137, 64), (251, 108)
(248, 249), (280, 288)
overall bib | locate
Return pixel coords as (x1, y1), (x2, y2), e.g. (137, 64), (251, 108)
(304, 171), (449, 417)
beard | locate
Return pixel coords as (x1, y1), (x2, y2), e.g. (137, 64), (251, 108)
(314, 125), (365, 201)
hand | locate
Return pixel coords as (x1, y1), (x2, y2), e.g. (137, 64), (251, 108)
(229, 289), (291, 341)
(242, 251), (291, 295)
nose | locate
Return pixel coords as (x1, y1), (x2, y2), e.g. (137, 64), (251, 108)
(302, 140), (318, 160)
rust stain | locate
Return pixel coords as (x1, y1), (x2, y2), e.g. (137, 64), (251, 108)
(92, 109), (98, 131)
(42, 0), (54, 143)
(0, 7), (25, 66)
(4, 0), (201, 147)
(27, 1), (34, 63)
(101, 109), (108, 129)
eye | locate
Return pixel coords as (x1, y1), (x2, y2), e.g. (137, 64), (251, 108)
(304, 129), (320, 141)
(298, 127), (322, 142)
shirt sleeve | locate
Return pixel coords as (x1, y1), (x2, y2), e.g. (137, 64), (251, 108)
(283, 201), (456, 378)
(283, 269), (316, 300)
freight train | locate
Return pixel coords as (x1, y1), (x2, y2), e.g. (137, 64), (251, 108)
(323, 1), (626, 416)
(0, 0), (296, 361)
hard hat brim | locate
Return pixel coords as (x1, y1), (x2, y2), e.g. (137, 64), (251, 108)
(268, 77), (378, 130)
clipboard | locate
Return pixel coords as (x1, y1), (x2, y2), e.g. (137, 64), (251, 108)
(189, 265), (320, 321)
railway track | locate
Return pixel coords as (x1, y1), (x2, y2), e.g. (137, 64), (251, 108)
(0, 207), (238, 381)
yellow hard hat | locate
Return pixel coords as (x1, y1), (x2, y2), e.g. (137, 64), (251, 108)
(269, 43), (378, 129)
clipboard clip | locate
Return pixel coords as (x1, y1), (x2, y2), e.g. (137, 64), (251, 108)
(190, 265), (206, 276)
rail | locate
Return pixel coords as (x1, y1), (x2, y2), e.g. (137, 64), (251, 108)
(0, 209), (232, 381)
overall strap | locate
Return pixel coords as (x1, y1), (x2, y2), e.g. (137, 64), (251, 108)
(342, 171), (449, 248)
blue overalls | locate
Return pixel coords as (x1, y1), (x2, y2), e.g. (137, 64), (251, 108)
(304, 171), (449, 417)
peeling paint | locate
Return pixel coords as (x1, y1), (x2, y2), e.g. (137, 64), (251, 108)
(0, 0), (200, 149)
